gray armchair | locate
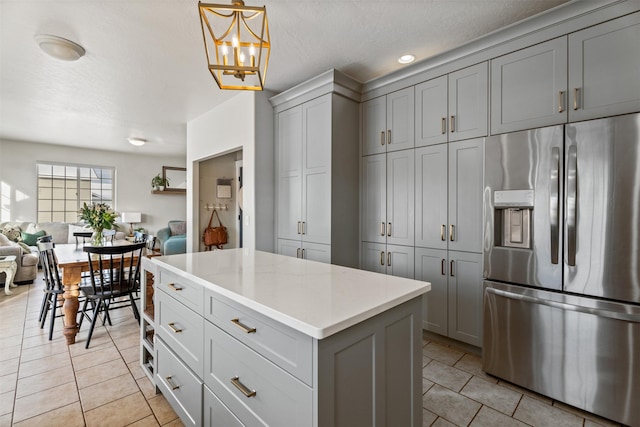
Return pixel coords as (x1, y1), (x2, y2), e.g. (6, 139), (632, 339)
(157, 220), (187, 255)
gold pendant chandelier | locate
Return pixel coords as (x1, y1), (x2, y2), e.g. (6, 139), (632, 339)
(198, 0), (270, 91)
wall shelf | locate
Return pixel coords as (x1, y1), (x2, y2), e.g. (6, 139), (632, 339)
(151, 190), (185, 195)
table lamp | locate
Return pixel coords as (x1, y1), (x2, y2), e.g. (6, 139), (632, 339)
(121, 212), (142, 236)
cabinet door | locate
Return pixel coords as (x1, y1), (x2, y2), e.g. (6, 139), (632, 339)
(491, 37), (567, 134)
(415, 247), (448, 336)
(386, 150), (414, 246)
(278, 238), (300, 259)
(386, 87), (415, 152)
(203, 385), (244, 427)
(277, 106), (303, 241)
(302, 241), (331, 264)
(362, 96), (387, 156)
(568, 12), (640, 122)
(415, 75), (448, 147)
(361, 154), (387, 243)
(448, 139), (483, 253)
(361, 241), (387, 274)
(447, 251), (483, 347)
(302, 94), (332, 245)
(415, 144), (448, 250)
(449, 62), (488, 142)
(386, 244), (415, 279)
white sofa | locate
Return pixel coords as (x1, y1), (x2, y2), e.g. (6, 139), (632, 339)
(0, 221), (126, 285)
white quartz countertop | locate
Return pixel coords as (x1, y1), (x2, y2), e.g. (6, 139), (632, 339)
(148, 249), (430, 339)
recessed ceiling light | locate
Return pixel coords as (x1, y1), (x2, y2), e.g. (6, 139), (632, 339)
(398, 54), (416, 64)
(35, 34), (85, 61)
(128, 137), (146, 146)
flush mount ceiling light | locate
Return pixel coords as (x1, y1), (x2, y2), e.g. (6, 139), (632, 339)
(127, 137), (146, 146)
(198, 0), (270, 90)
(35, 34), (85, 61)
(398, 54), (416, 65)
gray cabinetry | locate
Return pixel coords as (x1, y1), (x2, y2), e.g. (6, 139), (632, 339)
(361, 241), (415, 279)
(490, 12), (640, 134)
(448, 139), (484, 254)
(415, 63), (488, 147)
(415, 144), (447, 250)
(415, 248), (482, 346)
(361, 148), (415, 277)
(361, 150), (414, 247)
(491, 37), (567, 134)
(415, 76), (448, 147)
(415, 139), (483, 254)
(414, 138), (484, 347)
(363, 87), (415, 155)
(276, 90), (359, 267)
(448, 62), (488, 142)
(277, 238), (331, 263)
(568, 12), (640, 122)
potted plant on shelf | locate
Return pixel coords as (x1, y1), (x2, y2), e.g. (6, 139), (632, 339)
(78, 202), (119, 246)
(151, 174), (169, 191)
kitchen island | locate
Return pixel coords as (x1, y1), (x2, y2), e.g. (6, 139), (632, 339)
(142, 249), (430, 426)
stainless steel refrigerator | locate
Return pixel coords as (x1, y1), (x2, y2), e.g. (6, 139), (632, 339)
(482, 113), (640, 426)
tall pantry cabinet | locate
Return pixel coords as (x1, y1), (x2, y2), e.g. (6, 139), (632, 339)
(412, 62), (487, 347)
(361, 88), (415, 278)
(272, 71), (361, 268)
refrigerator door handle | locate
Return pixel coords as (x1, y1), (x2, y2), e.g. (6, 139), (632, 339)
(485, 286), (640, 323)
(550, 147), (560, 264)
(567, 144), (578, 266)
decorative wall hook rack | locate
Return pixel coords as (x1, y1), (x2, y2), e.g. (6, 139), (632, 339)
(205, 203), (228, 211)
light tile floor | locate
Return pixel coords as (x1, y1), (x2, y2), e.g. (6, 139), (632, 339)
(0, 276), (626, 427)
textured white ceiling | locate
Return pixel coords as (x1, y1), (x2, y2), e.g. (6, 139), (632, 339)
(0, 0), (569, 156)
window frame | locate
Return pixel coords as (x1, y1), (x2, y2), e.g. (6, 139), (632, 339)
(36, 162), (116, 223)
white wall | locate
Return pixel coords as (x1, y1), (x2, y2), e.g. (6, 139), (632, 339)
(198, 151), (240, 251)
(0, 139), (186, 236)
(187, 91), (274, 252)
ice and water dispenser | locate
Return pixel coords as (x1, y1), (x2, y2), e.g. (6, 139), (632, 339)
(493, 190), (534, 249)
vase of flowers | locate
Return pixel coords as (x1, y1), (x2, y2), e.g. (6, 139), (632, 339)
(79, 202), (119, 245)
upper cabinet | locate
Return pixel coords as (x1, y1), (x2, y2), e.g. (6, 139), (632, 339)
(490, 37), (567, 134)
(491, 12), (640, 134)
(362, 87), (415, 155)
(415, 62), (488, 147)
(568, 12), (640, 122)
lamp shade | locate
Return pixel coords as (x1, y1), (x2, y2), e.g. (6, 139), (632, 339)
(121, 212), (142, 223)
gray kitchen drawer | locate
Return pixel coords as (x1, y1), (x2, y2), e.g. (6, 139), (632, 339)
(204, 290), (313, 386)
(158, 269), (204, 315)
(156, 288), (204, 378)
(204, 322), (313, 427)
(156, 338), (203, 427)
(204, 384), (246, 427)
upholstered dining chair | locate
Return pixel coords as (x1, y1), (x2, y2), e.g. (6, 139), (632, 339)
(78, 242), (145, 348)
(37, 239), (65, 341)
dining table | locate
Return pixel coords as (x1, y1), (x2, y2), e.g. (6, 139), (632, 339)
(54, 240), (137, 345)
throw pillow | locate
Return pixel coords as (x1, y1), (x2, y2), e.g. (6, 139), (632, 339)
(0, 233), (12, 246)
(1, 225), (22, 242)
(169, 221), (186, 236)
(17, 242), (32, 253)
(21, 230), (46, 246)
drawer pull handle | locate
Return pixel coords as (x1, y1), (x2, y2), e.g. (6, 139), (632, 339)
(168, 322), (182, 333)
(166, 375), (180, 390)
(168, 283), (183, 291)
(231, 376), (256, 398)
(231, 318), (256, 334)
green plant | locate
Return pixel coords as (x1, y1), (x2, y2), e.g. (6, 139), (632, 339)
(151, 173), (169, 188)
(78, 202), (119, 231)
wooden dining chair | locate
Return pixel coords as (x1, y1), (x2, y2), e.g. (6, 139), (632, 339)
(78, 242), (145, 348)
